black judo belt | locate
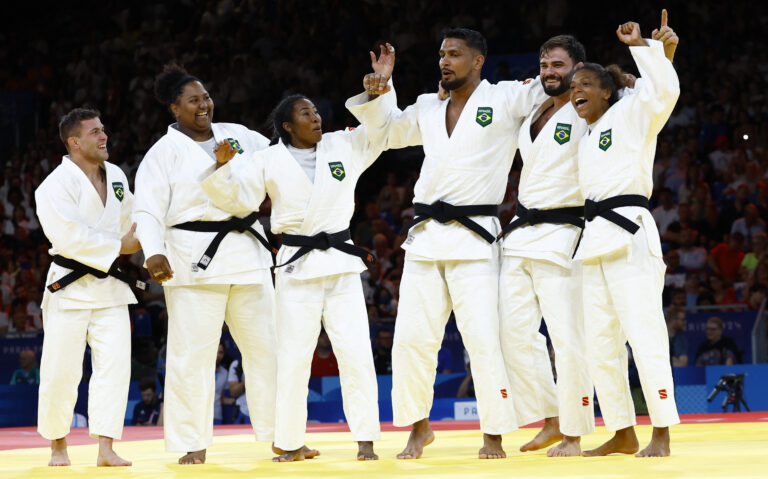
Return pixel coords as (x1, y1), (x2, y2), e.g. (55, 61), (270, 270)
(496, 202), (585, 241)
(408, 201), (498, 244)
(47, 255), (146, 293)
(274, 229), (374, 269)
(172, 212), (277, 270)
(583, 194), (650, 234)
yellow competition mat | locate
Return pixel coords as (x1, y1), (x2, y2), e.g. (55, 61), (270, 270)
(2, 422), (768, 479)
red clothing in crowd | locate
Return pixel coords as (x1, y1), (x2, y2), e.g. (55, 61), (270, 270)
(310, 350), (339, 377)
(709, 243), (745, 282)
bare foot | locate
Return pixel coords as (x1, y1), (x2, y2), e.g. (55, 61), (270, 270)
(397, 418), (435, 459)
(357, 441), (378, 460)
(273, 448), (304, 462)
(97, 436), (131, 467)
(48, 438), (70, 466)
(636, 427), (670, 457)
(478, 433), (506, 459)
(547, 435), (582, 457)
(178, 449), (206, 464)
(272, 444), (320, 459)
(520, 416), (563, 452)
(582, 427), (639, 456)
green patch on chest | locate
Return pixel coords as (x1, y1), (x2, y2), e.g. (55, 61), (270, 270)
(476, 107), (493, 127)
(329, 162), (346, 181)
(554, 123), (571, 145)
(599, 129), (612, 151)
(112, 182), (124, 202)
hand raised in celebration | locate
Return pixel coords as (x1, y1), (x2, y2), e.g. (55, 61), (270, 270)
(651, 9), (679, 62)
(370, 42), (395, 79)
(363, 72), (391, 97)
(616, 21), (647, 47)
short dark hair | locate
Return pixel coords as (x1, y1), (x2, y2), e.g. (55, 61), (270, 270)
(540, 35), (586, 64)
(139, 377), (156, 392)
(268, 94), (310, 146)
(573, 62), (629, 106)
(58, 108), (101, 150)
(442, 27), (487, 57)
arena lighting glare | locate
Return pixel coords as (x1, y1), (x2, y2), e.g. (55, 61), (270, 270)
(743, 134), (749, 140)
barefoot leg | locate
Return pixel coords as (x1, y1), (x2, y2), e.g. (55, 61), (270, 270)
(273, 448), (305, 462)
(96, 436), (132, 467)
(478, 433), (506, 459)
(49, 438), (71, 466)
(357, 441), (379, 460)
(547, 435), (582, 457)
(636, 426), (671, 457)
(178, 449), (206, 464)
(520, 416), (564, 452)
(582, 426), (639, 456)
(397, 418), (435, 459)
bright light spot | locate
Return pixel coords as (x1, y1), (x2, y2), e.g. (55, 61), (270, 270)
(744, 134), (749, 140)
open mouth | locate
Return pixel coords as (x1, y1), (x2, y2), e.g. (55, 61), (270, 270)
(195, 111), (209, 119)
(98, 144), (107, 150)
(441, 69), (454, 78)
(574, 97), (588, 107)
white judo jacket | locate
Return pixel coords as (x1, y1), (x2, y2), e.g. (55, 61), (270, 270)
(36, 156), (137, 310)
(575, 39), (679, 262)
(503, 100), (586, 268)
(201, 92), (394, 281)
(346, 79), (546, 261)
(134, 123), (271, 286)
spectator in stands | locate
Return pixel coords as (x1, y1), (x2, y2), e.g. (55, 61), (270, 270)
(227, 358), (250, 424)
(741, 231), (768, 273)
(664, 250), (686, 289)
(9, 349), (40, 384)
(457, 352), (474, 398)
(353, 202), (381, 247)
(131, 378), (161, 426)
(214, 341), (234, 425)
(708, 233), (746, 283)
(683, 274), (702, 308)
(666, 308), (688, 367)
(372, 328), (393, 375)
(696, 201), (730, 247)
(310, 330), (339, 377)
(371, 233), (393, 271)
(730, 204), (766, 245)
(707, 274), (739, 307)
(694, 317), (740, 366)
(747, 285), (767, 310)
(652, 187), (679, 236)
(676, 228), (707, 272)
(663, 203), (694, 249)
(7, 298), (41, 336)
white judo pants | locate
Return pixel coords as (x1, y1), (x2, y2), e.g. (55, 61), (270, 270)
(163, 277), (276, 452)
(500, 256), (594, 437)
(38, 299), (130, 441)
(581, 225), (680, 432)
(273, 272), (380, 451)
(392, 250), (517, 434)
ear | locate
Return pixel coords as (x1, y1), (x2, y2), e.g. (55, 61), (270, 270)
(575, 61), (584, 69)
(474, 54), (485, 71)
(602, 88), (612, 101)
(282, 121), (292, 134)
(170, 103), (179, 118)
(67, 137), (79, 152)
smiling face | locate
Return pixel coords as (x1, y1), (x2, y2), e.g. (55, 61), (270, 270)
(439, 37), (483, 91)
(171, 81), (214, 140)
(539, 47), (578, 97)
(284, 98), (322, 148)
(69, 117), (109, 164)
(570, 69), (611, 124)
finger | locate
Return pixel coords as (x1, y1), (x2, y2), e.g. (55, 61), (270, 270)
(379, 43), (387, 59)
(369, 51), (377, 64)
(652, 28), (660, 40)
(130, 222), (137, 233)
(386, 42), (395, 55)
(661, 8), (668, 27)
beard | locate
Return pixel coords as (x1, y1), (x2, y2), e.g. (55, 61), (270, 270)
(440, 73), (470, 91)
(540, 74), (572, 97)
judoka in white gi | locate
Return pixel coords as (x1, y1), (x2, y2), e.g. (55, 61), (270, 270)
(201, 47), (397, 461)
(498, 35), (594, 457)
(133, 64), (280, 464)
(570, 20), (680, 457)
(36, 108), (141, 467)
(348, 29), (546, 459)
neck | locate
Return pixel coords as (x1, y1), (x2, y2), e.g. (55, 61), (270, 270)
(290, 139), (316, 150)
(69, 153), (104, 180)
(449, 76), (481, 103)
(553, 90), (570, 110)
(177, 123), (213, 142)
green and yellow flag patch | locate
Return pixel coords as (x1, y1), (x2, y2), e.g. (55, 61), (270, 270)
(599, 129), (612, 151)
(554, 123), (571, 145)
(476, 107), (493, 127)
(112, 182), (124, 202)
(329, 162), (346, 181)
(226, 138), (244, 154)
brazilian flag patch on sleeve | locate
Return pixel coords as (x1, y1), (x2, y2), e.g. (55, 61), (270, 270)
(599, 129), (612, 151)
(476, 107), (493, 127)
(112, 182), (125, 202)
(329, 162), (346, 181)
(554, 123), (571, 145)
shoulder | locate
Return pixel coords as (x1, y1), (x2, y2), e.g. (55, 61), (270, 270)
(415, 93), (441, 108)
(37, 164), (69, 195)
(105, 161), (128, 182)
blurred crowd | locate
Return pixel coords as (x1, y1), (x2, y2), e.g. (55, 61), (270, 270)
(1, 1), (766, 380)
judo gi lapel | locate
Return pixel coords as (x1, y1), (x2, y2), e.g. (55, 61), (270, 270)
(62, 156), (108, 222)
(99, 164), (124, 229)
(299, 136), (332, 235)
(444, 80), (490, 142)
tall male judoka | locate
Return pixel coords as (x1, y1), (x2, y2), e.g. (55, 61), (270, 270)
(36, 108), (141, 467)
(347, 28), (546, 459)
